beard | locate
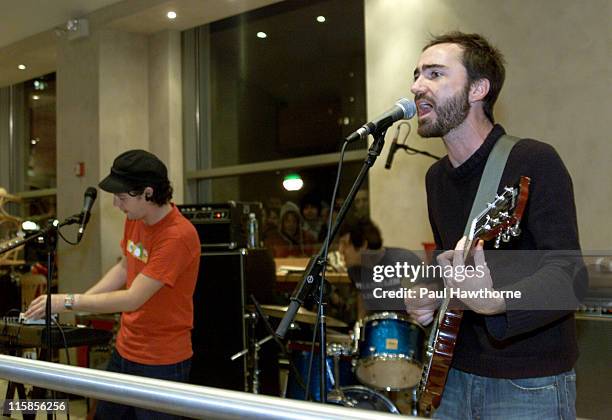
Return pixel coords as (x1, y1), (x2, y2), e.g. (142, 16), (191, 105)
(417, 85), (470, 138)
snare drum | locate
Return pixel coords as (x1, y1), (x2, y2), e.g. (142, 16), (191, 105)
(356, 312), (424, 390)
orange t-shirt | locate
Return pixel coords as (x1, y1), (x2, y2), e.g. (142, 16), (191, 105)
(115, 204), (200, 365)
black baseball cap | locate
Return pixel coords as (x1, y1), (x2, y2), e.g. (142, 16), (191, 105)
(99, 149), (168, 193)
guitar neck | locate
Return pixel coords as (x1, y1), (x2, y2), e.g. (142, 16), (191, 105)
(432, 237), (476, 326)
(462, 237), (476, 261)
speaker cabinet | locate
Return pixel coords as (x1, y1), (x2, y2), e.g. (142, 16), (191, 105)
(189, 248), (277, 392)
(575, 315), (612, 419)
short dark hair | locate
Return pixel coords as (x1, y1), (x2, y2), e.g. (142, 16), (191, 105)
(128, 181), (173, 206)
(338, 218), (382, 250)
(424, 31), (506, 123)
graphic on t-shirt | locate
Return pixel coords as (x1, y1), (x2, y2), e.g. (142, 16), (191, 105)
(126, 239), (149, 263)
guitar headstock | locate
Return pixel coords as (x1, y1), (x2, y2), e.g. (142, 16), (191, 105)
(468, 176), (531, 248)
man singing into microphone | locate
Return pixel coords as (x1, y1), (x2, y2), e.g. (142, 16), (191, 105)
(26, 149), (200, 420)
(403, 32), (585, 419)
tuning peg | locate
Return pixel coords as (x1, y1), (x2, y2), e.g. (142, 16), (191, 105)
(495, 234), (502, 248)
(510, 222), (521, 237)
(502, 229), (511, 242)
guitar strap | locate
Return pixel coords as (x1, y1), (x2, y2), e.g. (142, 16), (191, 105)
(463, 134), (520, 236)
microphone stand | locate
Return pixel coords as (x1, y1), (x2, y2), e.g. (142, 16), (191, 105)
(0, 214), (83, 361)
(396, 143), (441, 161)
(275, 128), (389, 403)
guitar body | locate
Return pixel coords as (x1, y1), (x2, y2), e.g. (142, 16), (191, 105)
(416, 176), (531, 416)
(418, 308), (463, 414)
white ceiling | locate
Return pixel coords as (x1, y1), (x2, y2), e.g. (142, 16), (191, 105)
(0, 0), (124, 49)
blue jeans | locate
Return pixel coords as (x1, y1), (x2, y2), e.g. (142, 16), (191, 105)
(95, 350), (192, 420)
(434, 368), (576, 420)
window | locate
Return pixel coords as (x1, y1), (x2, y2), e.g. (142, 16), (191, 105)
(183, 0), (368, 208)
(182, 0), (369, 257)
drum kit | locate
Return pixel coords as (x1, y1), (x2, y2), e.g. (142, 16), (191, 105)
(240, 304), (425, 415)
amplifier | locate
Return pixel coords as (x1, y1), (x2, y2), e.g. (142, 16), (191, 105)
(178, 201), (262, 250)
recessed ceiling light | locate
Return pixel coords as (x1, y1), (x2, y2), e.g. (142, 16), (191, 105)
(32, 95), (40, 100)
(256, 32), (267, 39)
(18, 64), (26, 70)
(316, 16), (326, 23)
(167, 11), (177, 19)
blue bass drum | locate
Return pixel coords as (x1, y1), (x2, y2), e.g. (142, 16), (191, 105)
(356, 312), (424, 390)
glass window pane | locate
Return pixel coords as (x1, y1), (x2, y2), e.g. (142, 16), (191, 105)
(207, 161), (370, 257)
(24, 73), (56, 191)
(208, 0), (366, 167)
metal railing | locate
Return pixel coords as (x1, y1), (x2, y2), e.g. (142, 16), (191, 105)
(0, 355), (421, 419)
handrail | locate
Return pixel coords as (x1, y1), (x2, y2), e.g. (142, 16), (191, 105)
(0, 355), (419, 419)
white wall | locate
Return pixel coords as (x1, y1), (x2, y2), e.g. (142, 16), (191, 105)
(366, 0), (612, 251)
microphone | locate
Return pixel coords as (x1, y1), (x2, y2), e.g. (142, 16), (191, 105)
(346, 98), (416, 143)
(77, 187), (97, 242)
(384, 126), (402, 170)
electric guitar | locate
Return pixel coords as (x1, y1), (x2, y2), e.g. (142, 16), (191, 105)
(418, 176), (531, 415)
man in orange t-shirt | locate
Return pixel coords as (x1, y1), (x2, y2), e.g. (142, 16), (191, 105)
(27, 149), (200, 420)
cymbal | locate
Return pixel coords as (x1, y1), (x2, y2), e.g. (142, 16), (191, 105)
(247, 304), (347, 328)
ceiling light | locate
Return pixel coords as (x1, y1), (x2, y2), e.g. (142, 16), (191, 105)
(283, 173), (303, 191)
(22, 220), (40, 232)
(18, 64), (26, 70)
(167, 11), (177, 19)
(316, 16), (326, 23)
(33, 80), (46, 90)
(257, 32), (267, 39)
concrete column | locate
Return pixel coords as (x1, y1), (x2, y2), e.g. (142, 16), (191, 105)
(149, 30), (184, 203)
(57, 29), (149, 292)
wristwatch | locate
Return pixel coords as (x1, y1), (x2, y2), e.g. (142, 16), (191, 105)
(64, 294), (75, 310)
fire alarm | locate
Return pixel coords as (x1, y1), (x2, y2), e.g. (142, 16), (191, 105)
(74, 162), (85, 177)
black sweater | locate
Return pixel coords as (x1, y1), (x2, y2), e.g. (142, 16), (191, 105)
(425, 124), (587, 378)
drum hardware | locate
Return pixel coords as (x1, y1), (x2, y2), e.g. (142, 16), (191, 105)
(244, 302), (346, 400)
(285, 340), (356, 402)
(232, 296), (306, 394)
(230, 312), (270, 393)
(285, 313), (421, 415)
(326, 343), (352, 404)
(411, 386), (419, 417)
(247, 304), (347, 328)
(326, 329), (353, 349)
(352, 320), (361, 355)
(236, 304), (423, 413)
